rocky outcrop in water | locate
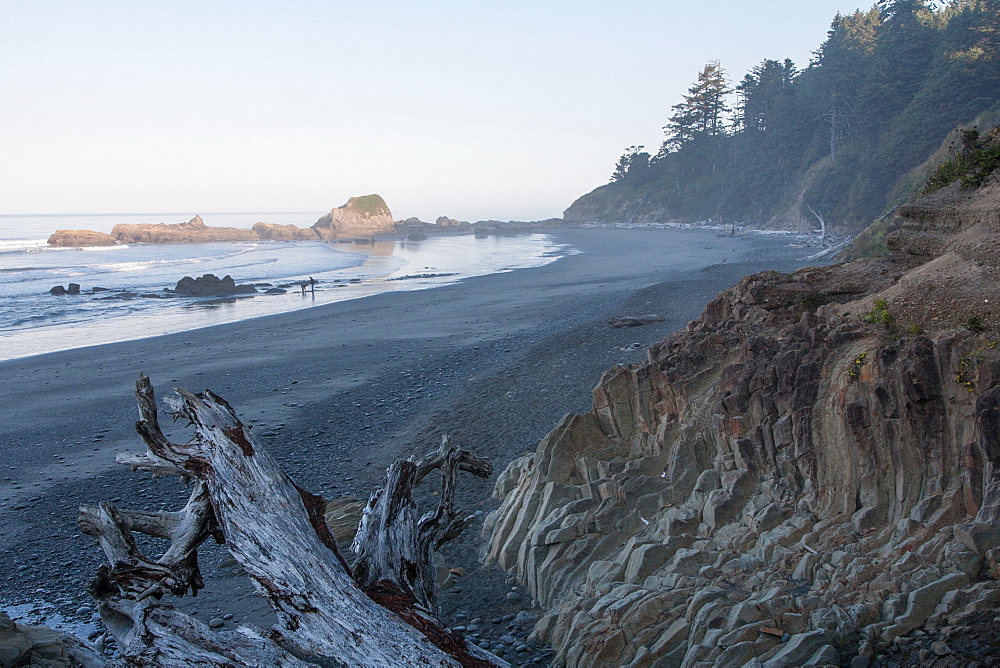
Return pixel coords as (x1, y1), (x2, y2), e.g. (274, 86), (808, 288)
(251, 222), (319, 240)
(173, 274), (256, 297)
(46, 230), (118, 247)
(111, 215), (258, 244)
(312, 195), (394, 240)
(104, 201), (397, 244)
(484, 175), (1000, 666)
(436, 216), (468, 227)
(49, 283), (81, 296)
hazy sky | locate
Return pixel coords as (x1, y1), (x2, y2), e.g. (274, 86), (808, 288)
(1, 1), (868, 221)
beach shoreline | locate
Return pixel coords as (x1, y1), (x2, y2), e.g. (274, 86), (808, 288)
(0, 232), (571, 361)
(0, 227), (819, 646)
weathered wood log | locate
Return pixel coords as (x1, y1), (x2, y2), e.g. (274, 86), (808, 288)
(608, 314), (665, 328)
(352, 435), (492, 612)
(80, 375), (504, 667)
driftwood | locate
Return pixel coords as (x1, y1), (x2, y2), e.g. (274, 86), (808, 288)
(806, 204), (827, 246)
(352, 435), (492, 612)
(608, 314), (665, 328)
(79, 374), (503, 667)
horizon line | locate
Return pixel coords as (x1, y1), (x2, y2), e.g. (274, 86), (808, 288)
(0, 211), (321, 218)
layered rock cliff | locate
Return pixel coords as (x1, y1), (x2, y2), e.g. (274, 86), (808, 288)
(312, 194), (394, 240)
(485, 175), (1000, 666)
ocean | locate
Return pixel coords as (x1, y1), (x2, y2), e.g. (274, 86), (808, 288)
(0, 212), (572, 361)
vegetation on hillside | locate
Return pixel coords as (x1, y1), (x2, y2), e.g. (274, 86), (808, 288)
(924, 125), (1000, 193)
(568, 0), (1000, 232)
(346, 194), (391, 217)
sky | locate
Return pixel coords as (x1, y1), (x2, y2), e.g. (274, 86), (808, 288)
(0, 1), (869, 222)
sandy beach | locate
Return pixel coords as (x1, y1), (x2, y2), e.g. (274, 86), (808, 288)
(0, 227), (814, 642)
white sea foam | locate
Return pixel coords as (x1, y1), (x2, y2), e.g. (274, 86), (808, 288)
(0, 238), (49, 251)
(79, 244), (129, 251)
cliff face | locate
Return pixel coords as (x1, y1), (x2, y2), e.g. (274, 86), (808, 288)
(485, 175), (1000, 666)
(111, 216), (259, 244)
(312, 195), (394, 240)
(562, 184), (673, 226)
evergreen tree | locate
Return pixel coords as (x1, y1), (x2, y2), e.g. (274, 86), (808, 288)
(814, 9), (882, 160)
(611, 145), (650, 182)
(867, 0), (939, 121)
(735, 59), (797, 133)
(662, 61), (732, 152)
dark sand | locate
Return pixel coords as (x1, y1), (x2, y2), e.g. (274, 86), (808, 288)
(0, 227), (814, 640)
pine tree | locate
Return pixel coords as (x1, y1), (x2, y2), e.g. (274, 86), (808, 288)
(734, 59), (797, 133)
(611, 145), (649, 182)
(810, 9), (882, 161)
(662, 61), (732, 152)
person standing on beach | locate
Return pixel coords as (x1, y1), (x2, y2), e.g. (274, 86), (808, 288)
(309, 277), (316, 293)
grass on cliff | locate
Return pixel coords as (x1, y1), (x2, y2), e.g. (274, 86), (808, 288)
(840, 118), (1000, 260)
(841, 211), (901, 259)
(346, 194), (390, 217)
(923, 124), (1000, 195)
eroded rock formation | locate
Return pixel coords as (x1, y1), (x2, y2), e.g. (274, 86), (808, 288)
(173, 274), (256, 297)
(251, 221), (319, 240)
(312, 195), (394, 240)
(111, 215), (259, 244)
(485, 175), (1000, 666)
(46, 230), (118, 247)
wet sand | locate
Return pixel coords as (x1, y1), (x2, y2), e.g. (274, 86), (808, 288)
(0, 227), (815, 640)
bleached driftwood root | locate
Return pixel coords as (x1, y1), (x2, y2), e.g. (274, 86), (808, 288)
(79, 374), (503, 667)
(353, 435), (492, 611)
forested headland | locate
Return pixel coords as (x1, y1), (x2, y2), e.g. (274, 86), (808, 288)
(564, 0), (1000, 243)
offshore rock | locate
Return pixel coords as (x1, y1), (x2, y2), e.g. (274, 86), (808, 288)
(46, 229), (118, 247)
(251, 222), (319, 241)
(485, 174), (1000, 666)
(111, 215), (258, 244)
(436, 216), (468, 227)
(49, 283), (81, 295)
(311, 195), (394, 240)
(173, 274), (256, 297)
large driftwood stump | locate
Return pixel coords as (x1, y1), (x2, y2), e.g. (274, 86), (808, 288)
(79, 375), (502, 667)
(353, 435), (492, 612)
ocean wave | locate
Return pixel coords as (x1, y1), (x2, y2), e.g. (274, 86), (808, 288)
(0, 268), (77, 284)
(80, 244), (130, 252)
(84, 245), (260, 273)
(0, 238), (48, 251)
(1, 241), (131, 254)
(8, 312), (56, 328)
(0, 266), (46, 273)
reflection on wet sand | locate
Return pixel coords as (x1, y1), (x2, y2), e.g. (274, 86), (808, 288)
(337, 240), (397, 256)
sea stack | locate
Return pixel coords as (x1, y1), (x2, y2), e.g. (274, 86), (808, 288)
(311, 195), (394, 240)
